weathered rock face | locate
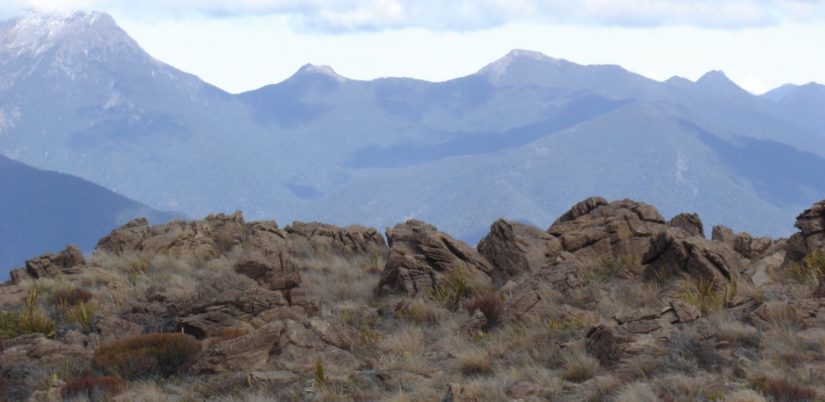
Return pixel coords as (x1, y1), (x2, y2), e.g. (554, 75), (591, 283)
(10, 245), (86, 283)
(785, 200), (825, 263)
(178, 272), (291, 339)
(477, 219), (561, 282)
(585, 301), (702, 367)
(96, 212), (284, 261)
(376, 220), (493, 297)
(548, 198), (667, 262)
(668, 213), (705, 238)
(711, 225), (736, 247)
(285, 222), (387, 257)
(233, 252), (301, 292)
(643, 229), (746, 283)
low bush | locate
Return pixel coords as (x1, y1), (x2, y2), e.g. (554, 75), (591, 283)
(61, 376), (127, 401)
(91, 333), (200, 380)
(465, 292), (502, 330)
(756, 378), (816, 402)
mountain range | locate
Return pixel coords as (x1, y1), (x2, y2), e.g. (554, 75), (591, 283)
(1, 10), (824, 269)
(0, 154), (174, 275)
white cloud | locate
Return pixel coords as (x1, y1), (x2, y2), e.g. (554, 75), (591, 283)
(2, 0), (824, 31)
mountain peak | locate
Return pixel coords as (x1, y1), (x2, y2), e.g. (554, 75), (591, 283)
(479, 49), (561, 81)
(292, 63), (348, 82)
(1, 10), (133, 56)
(695, 70), (750, 95)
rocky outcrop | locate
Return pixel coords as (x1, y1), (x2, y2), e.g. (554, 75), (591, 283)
(785, 200), (825, 263)
(668, 213), (704, 238)
(711, 225), (773, 260)
(284, 222), (387, 257)
(96, 212), (285, 261)
(9, 245), (85, 283)
(375, 220), (494, 297)
(477, 219), (561, 282)
(548, 198), (667, 262)
(643, 229), (745, 283)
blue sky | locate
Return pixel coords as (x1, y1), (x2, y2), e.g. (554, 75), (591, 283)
(2, 0), (825, 94)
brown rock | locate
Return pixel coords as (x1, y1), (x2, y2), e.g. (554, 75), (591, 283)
(548, 198), (667, 262)
(711, 225), (736, 247)
(233, 252), (301, 292)
(193, 322), (287, 374)
(22, 245), (85, 280)
(285, 222), (387, 257)
(179, 272), (289, 338)
(376, 220), (493, 297)
(668, 213), (705, 238)
(643, 229), (745, 284)
(784, 199), (825, 264)
(477, 219), (561, 282)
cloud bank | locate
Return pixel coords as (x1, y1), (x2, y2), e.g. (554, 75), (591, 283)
(3, 0), (825, 31)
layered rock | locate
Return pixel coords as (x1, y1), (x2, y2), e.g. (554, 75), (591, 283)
(548, 197), (667, 262)
(643, 229), (745, 283)
(9, 245), (85, 283)
(96, 212), (284, 261)
(785, 200), (825, 263)
(668, 213), (705, 238)
(284, 222), (387, 257)
(477, 219), (561, 281)
(375, 220), (494, 297)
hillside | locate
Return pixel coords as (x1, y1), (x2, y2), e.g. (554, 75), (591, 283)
(0, 155), (176, 277)
(0, 197), (824, 400)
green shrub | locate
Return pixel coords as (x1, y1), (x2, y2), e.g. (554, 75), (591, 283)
(91, 333), (200, 380)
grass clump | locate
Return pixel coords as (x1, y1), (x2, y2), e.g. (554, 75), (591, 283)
(91, 333), (200, 380)
(428, 264), (490, 311)
(61, 376), (127, 401)
(681, 278), (737, 314)
(19, 288), (56, 337)
(787, 251), (825, 286)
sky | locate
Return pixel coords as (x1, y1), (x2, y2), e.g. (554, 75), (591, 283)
(1, 0), (824, 94)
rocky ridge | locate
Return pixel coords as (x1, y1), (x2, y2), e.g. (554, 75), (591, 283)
(1, 197), (824, 401)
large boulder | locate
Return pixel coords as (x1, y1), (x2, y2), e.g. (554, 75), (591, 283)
(178, 271), (291, 339)
(643, 229), (746, 283)
(285, 222), (387, 257)
(548, 197), (667, 262)
(10, 245), (86, 283)
(667, 213), (705, 238)
(477, 219), (562, 282)
(785, 199), (825, 263)
(375, 220), (494, 297)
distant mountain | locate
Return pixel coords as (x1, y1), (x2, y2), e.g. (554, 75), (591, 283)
(2, 11), (824, 244)
(763, 82), (825, 135)
(0, 155), (176, 277)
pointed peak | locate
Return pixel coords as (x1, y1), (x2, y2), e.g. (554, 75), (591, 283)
(697, 70), (730, 83)
(293, 63), (348, 82)
(479, 49), (562, 81)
